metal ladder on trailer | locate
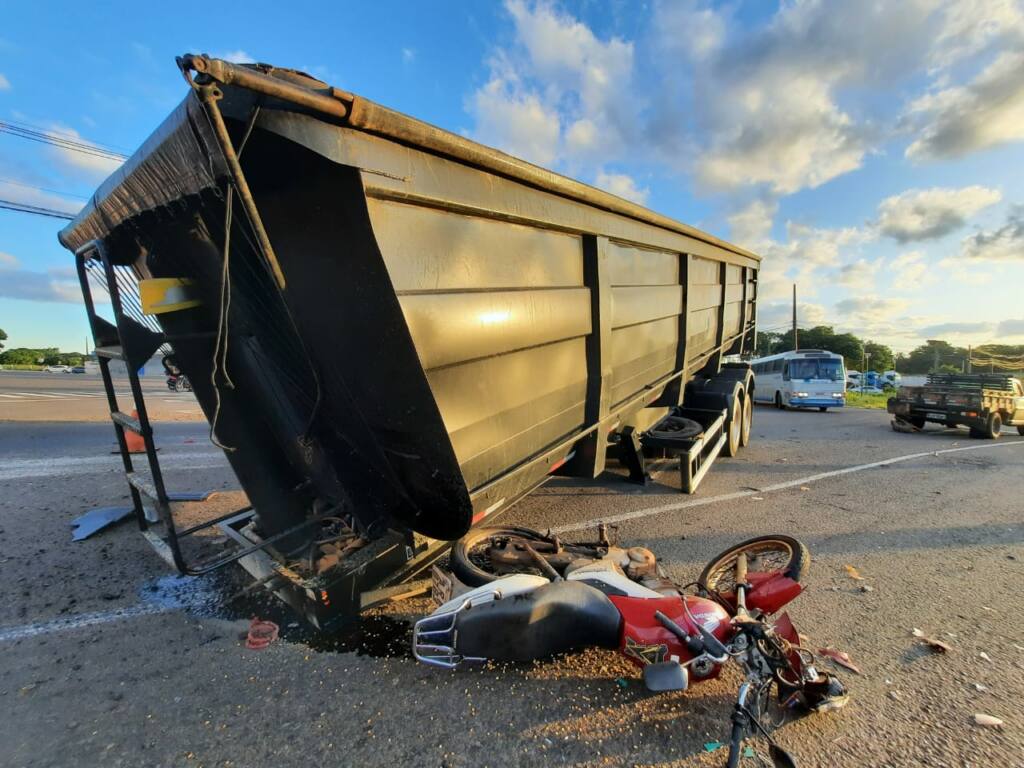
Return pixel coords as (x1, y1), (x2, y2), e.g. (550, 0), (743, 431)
(74, 239), (268, 575)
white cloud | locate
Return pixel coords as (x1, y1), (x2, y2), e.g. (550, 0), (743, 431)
(757, 300), (828, 331)
(929, 0), (1024, 70)
(837, 258), (881, 289)
(0, 178), (82, 217)
(468, 1), (636, 166)
(671, 0), (954, 196)
(469, 67), (561, 166)
(997, 318), (1024, 335)
(402, 48), (416, 63)
(917, 321), (995, 336)
(835, 296), (912, 320)
(594, 170), (648, 205)
(727, 199), (777, 250)
(960, 205), (1024, 260)
(42, 123), (123, 181)
(214, 50), (255, 64)
(0, 257), (82, 304)
(906, 51), (1024, 160)
(0, 73), (10, 91)
(876, 185), (1001, 242)
(889, 250), (931, 289)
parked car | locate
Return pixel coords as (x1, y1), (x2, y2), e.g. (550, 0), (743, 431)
(71, 366), (86, 374)
(44, 364), (71, 373)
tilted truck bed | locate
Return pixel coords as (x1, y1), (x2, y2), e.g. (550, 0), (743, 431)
(59, 56), (760, 624)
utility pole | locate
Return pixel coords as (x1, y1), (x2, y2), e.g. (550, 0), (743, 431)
(792, 283), (798, 352)
(967, 345), (972, 373)
(933, 346), (940, 373)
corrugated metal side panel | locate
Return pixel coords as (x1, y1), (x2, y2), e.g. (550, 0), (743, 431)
(687, 256), (722, 358)
(368, 198), (588, 489)
(606, 241), (682, 406)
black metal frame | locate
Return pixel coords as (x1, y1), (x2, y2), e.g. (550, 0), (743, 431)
(74, 238), (289, 576)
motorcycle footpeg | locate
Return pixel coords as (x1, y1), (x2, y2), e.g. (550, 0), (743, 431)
(642, 661), (689, 692)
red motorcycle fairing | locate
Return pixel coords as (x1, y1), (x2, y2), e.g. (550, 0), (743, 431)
(737, 572), (803, 615)
(610, 595), (731, 676)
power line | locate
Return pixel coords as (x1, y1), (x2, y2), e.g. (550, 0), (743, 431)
(0, 118), (130, 154)
(0, 177), (89, 200)
(0, 120), (128, 162)
(0, 198), (77, 220)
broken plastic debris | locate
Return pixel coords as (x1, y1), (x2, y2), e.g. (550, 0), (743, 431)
(751, 496), (764, 501)
(71, 506), (134, 541)
(979, 651), (992, 663)
(844, 565), (865, 581)
(743, 746), (756, 757)
(703, 742), (723, 752)
(818, 647), (861, 674)
(245, 618), (279, 650)
(973, 713), (1003, 729)
(615, 678), (628, 688)
(911, 628), (952, 653)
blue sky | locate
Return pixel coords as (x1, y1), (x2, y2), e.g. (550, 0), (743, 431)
(2, 0), (1023, 353)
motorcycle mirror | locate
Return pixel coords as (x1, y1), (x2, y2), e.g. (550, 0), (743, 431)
(768, 743), (798, 768)
(642, 661), (688, 692)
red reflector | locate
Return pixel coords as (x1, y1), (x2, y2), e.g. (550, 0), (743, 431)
(966, 411), (977, 417)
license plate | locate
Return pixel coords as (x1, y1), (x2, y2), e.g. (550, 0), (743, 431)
(431, 565), (453, 607)
(927, 412), (946, 420)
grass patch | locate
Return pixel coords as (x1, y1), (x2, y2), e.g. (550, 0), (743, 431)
(845, 391), (890, 409)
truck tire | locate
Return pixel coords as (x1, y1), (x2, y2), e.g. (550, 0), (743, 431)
(818, 407), (828, 412)
(720, 382), (744, 457)
(985, 412), (1002, 439)
(1018, 425), (1024, 436)
(739, 393), (753, 447)
(910, 416), (926, 429)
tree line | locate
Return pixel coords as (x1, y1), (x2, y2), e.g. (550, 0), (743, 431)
(754, 326), (1024, 375)
(0, 331), (85, 367)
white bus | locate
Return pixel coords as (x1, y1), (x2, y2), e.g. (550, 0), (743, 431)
(750, 349), (847, 411)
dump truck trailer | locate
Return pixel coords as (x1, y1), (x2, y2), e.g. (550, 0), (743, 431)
(58, 55), (760, 627)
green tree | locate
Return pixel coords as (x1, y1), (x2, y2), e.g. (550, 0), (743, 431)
(771, 326), (863, 371)
(901, 340), (968, 374)
(0, 327), (6, 352)
(754, 331), (783, 356)
(864, 341), (894, 373)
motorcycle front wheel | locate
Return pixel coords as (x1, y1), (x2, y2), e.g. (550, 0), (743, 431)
(699, 535), (809, 595)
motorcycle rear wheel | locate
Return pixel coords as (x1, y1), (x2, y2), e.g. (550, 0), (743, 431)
(699, 535), (809, 595)
(449, 526), (558, 586)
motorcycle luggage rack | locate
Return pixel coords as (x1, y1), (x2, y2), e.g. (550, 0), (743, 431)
(74, 239), (285, 576)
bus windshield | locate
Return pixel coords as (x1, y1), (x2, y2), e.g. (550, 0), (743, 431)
(789, 359), (843, 381)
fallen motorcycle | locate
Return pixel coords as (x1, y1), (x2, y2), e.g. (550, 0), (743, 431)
(414, 527), (848, 767)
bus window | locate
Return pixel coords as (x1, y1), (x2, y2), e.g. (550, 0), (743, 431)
(782, 362), (790, 381)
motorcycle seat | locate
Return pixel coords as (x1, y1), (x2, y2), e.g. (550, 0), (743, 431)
(452, 580), (622, 661)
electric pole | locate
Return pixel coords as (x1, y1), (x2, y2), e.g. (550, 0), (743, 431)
(967, 345), (972, 373)
(792, 283), (798, 352)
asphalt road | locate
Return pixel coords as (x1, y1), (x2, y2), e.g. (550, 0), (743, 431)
(0, 370), (202, 422)
(1, 405), (1022, 767)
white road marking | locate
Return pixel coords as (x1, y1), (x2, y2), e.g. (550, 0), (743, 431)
(0, 451), (227, 481)
(10, 391), (64, 398)
(550, 439), (1024, 534)
(0, 603), (175, 643)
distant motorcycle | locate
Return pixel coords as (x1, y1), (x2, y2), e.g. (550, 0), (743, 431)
(415, 529), (847, 767)
(166, 374), (192, 392)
